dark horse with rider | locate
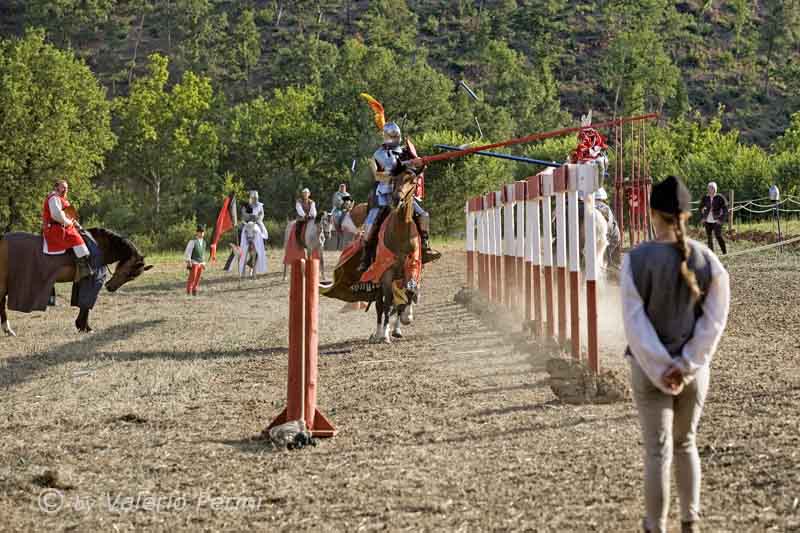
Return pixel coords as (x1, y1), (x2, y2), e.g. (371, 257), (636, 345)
(0, 179), (152, 336)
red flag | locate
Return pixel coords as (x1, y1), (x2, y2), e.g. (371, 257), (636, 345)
(210, 194), (234, 262)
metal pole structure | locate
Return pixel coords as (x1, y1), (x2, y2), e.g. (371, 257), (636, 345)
(541, 170), (555, 340)
(566, 165), (581, 360)
(527, 174), (543, 337)
(554, 166), (568, 345)
(770, 185), (782, 252)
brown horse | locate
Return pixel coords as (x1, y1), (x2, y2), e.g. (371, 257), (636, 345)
(369, 168), (421, 343)
(0, 228), (152, 335)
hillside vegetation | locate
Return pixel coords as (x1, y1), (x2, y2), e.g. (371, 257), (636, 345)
(1, 1), (799, 248)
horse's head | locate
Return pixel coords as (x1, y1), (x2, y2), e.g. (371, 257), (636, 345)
(243, 221), (258, 243)
(391, 166), (419, 208)
(106, 253), (153, 292)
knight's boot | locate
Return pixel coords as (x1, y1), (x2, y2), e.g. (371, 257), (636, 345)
(420, 232), (441, 263)
(76, 256), (94, 281)
(358, 238), (377, 273)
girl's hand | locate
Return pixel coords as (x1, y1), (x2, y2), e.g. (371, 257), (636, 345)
(662, 365), (684, 394)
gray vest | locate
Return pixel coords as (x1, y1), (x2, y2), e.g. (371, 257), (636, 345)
(627, 239), (713, 357)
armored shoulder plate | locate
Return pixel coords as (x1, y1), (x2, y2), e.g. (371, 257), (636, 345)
(373, 145), (404, 175)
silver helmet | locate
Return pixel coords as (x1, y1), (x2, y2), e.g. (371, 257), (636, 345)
(249, 190), (259, 202)
(382, 122), (401, 146)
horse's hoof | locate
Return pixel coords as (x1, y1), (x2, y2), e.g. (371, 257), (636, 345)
(2, 325), (16, 337)
(391, 330), (403, 338)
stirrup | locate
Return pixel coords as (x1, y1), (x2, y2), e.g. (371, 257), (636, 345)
(421, 248), (441, 264)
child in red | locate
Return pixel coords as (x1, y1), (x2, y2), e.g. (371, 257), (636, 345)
(184, 225), (207, 295)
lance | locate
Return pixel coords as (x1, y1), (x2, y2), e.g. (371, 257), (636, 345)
(413, 113), (659, 166)
(434, 144), (562, 167)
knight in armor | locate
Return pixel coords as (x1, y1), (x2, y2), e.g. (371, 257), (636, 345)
(358, 122), (439, 272)
(241, 190), (269, 242)
(42, 179), (93, 280)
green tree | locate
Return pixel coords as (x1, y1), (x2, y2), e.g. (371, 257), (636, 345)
(466, 39), (567, 136)
(601, 0), (681, 116)
(228, 8), (261, 89)
(413, 130), (508, 233)
(0, 30), (115, 231)
(221, 86), (325, 219)
(24, 0), (116, 47)
(759, 0), (800, 96)
(109, 53), (220, 227)
(356, 0), (419, 56)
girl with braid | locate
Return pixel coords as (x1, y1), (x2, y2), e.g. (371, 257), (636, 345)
(621, 176), (731, 533)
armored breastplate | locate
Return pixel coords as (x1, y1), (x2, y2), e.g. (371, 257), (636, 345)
(373, 145), (404, 175)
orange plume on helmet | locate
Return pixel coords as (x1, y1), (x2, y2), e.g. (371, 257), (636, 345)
(359, 93), (386, 131)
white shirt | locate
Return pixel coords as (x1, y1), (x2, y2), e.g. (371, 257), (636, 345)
(621, 250), (730, 394)
(705, 194), (716, 223)
(48, 194), (72, 226)
(295, 200), (317, 219)
(184, 239), (206, 266)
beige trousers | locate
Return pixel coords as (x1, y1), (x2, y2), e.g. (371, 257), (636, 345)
(629, 357), (710, 533)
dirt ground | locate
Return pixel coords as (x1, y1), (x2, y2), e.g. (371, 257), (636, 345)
(1, 242), (798, 532)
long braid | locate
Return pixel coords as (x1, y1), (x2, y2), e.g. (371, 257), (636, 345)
(673, 214), (702, 302)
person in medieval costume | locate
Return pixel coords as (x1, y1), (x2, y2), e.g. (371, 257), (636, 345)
(358, 121), (440, 272)
(237, 191), (268, 275)
(42, 179), (93, 280)
(331, 183), (352, 229)
(294, 188), (317, 243)
(184, 225), (208, 296)
(241, 190), (268, 242)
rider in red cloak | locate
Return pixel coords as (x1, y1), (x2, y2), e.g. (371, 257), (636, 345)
(42, 179), (93, 280)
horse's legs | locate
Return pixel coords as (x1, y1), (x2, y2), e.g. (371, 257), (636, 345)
(372, 295), (385, 342)
(0, 291), (15, 337)
(75, 307), (92, 333)
(391, 306), (403, 338)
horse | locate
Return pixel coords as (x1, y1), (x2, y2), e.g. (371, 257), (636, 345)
(238, 221), (267, 279)
(283, 211), (333, 281)
(0, 228), (152, 335)
(367, 168), (421, 344)
(331, 198), (357, 250)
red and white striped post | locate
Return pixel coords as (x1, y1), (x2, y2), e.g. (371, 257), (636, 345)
(514, 181), (526, 314)
(503, 184), (516, 310)
(566, 165), (581, 360)
(476, 197), (488, 297)
(553, 166), (568, 345)
(577, 164), (601, 373)
(493, 190), (504, 304)
(485, 192), (497, 302)
(540, 169), (555, 340)
(465, 199), (476, 289)
(268, 258), (336, 437)
(526, 174), (543, 336)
